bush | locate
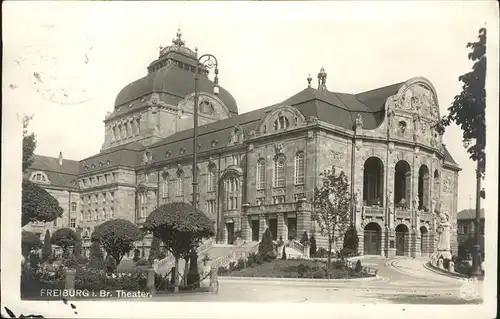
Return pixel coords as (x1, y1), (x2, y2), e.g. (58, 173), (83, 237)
(73, 230), (83, 259)
(247, 252), (262, 267)
(133, 249), (140, 262)
(148, 236), (161, 263)
(282, 246), (287, 260)
(296, 264), (311, 278)
(89, 241), (104, 268)
(340, 247), (359, 258)
(22, 231), (42, 258)
(158, 249), (167, 260)
(258, 228), (276, 262)
(343, 226), (359, 252)
(300, 231), (310, 246)
(51, 228), (77, 255)
(355, 260), (362, 273)
(74, 267), (148, 291)
(42, 230), (52, 262)
(314, 247), (329, 258)
(310, 235), (317, 256)
(63, 257), (79, 269)
(29, 252), (41, 269)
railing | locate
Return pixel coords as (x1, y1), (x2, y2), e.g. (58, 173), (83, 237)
(395, 208), (412, 219)
(157, 238), (214, 270)
(288, 240), (305, 255)
(363, 207), (385, 217)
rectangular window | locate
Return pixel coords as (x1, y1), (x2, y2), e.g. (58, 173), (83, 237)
(463, 225), (468, 234)
(162, 180), (169, 198)
(70, 218), (76, 228)
(232, 154), (240, 166)
(95, 209), (99, 220)
(80, 210), (84, 221)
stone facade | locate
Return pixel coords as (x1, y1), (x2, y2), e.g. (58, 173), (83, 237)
(24, 31), (460, 259)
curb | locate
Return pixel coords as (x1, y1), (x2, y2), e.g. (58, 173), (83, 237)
(218, 274), (382, 283)
(423, 261), (470, 280)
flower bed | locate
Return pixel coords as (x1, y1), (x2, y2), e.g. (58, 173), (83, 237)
(74, 267), (148, 291)
(219, 258), (375, 279)
(21, 266), (65, 299)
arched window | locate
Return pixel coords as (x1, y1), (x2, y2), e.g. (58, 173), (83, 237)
(225, 177), (239, 210)
(70, 202), (77, 212)
(274, 116), (290, 130)
(207, 164), (217, 192)
(30, 172), (48, 183)
(256, 158), (266, 190)
(273, 155), (286, 188)
(176, 170), (184, 196)
(294, 152), (305, 185)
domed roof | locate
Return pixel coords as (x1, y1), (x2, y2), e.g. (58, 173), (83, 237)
(113, 30), (238, 115)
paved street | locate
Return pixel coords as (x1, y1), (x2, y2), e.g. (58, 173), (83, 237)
(153, 257), (483, 304)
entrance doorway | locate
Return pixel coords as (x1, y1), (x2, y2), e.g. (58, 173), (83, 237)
(226, 223), (234, 245)
(420, 226), (429, 256)
(363, 222), (381, 255)
(269, 218), (278, 240)
(395, 224), (409, 256)
(251, 220), (259, 241)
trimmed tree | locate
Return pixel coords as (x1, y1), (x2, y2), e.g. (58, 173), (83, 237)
(258, 228), (276, 261)
(148, 236), (161, 264)
(92, 219), (144, 269)
(21, 116), (64, 226)
(42, 230), (52, 262)
(22, 180), (64, 227)
(142, 202), (215, 293)
(342, 226), (359, 256)
(89, 241), (104, 268)
(73, 229), (83, 260)
(310, 235), (317, 257)
(22, 231), (42, 258)
(51, 228), (77, 257)
(313, 166), (351, 270)
(300, 231), (310, 246)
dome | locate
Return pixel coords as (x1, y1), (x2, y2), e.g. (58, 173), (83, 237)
(113, 30), (238, 115)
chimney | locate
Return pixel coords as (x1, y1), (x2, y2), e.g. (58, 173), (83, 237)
(58, 151), (63, 166)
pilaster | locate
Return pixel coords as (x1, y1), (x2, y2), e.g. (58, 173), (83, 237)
(241, 212), (251, 242)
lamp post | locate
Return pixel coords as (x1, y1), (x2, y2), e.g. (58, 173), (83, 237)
(192, 52), (219, 231)
(463, 139), (483, 277)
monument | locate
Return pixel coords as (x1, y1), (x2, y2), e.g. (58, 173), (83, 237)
(431, 210), (452, 267)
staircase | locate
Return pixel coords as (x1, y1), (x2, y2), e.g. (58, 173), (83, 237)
(155, 238), (214, 275)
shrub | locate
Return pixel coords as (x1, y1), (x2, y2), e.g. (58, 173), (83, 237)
(63, 257), (79, 269)
(296, 264), (311, 278)
(258, 228), (276, 262)
(158, 249), (167, 260)
(148, 236), (161, 263)
(343, 226), (359, 252)
(300, 231), (310, 246)
(73, 230), (83, 259)
(74, 268), (148, 291)
(42, 230), (52, 262)
(236, 258), (245, 270)
(105, 256), (117, 275)
(310, 235), (317, 256)
(355, 260), (362, 273)
(314, 247), (329, 258)
(22, 231), (42, 258)
(202, 254), (211, 265)
(282, 246), (287, 260)
(187, 251), (200, 289)
(89, 241), (104, 268)
(21, 179), (64, 227)
(133, 249), (140, 262)
(29, 252), (41, 269)
(92, 219), (144, 265)
(340, 247), (359, 258)
(51, 228), (77, 256)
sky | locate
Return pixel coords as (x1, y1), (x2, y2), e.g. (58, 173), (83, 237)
(2, 1), (498, 213)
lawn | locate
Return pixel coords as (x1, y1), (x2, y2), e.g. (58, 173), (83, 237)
(219, 259), (373, 279)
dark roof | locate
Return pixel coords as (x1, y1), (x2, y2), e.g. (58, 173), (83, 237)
(457, 209), (485, 220)
(78, 142), (146, 174)
(27, 155), (79, 188)
(282, 82), (404, 130)
(113, 63), (238, 116)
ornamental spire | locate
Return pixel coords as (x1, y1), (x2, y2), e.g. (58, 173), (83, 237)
(317, 67), (327, 90)
(172, 28), (185, 47)
(307, 73), (312, 88)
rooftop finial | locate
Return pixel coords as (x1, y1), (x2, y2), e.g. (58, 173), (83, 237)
(307, 73), (313, 88)
(317, 67), (327, 90)
(172, 28), (185, 47)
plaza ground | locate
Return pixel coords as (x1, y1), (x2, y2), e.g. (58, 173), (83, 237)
(152, 256), (483, 304)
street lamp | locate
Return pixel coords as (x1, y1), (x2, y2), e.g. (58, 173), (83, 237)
(192, 52), (219, 230)
(463, 139), (483, 277)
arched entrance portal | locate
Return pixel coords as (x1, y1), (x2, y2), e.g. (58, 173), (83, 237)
(363, 222), (381, 255)
(420, 226), (429, 257)
(395, 224), (409, 256)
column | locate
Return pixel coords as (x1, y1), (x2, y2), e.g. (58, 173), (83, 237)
(241, 207), (251, 241)
(277, 213), (285, 241)
(258, 214), (267, 241)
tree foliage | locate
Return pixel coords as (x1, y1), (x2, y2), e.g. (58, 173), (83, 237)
(343, 226), (359, 251)
(313, 166), (351, 268)
(92, 219), (144, 265)
(73, 229), (83, 259)
(51, 228), (77, 255)
(258, 228), (276, 261)
(310, 235), (317, 256)
(142, 202), (214, 291)
(89, 241), (104, 267)
(148, 236), (161, 263)
(22, 231), (42, 258)
(436, 27), (486, 174)
(142, 202), (215, 260)
(22, 180), (64, 226)
(42, 229), (52, 262)
(22, 115), (36, 172)
(300, 231), (310, 246)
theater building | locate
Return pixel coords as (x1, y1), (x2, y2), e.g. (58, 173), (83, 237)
(24, 30), (460, 257)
